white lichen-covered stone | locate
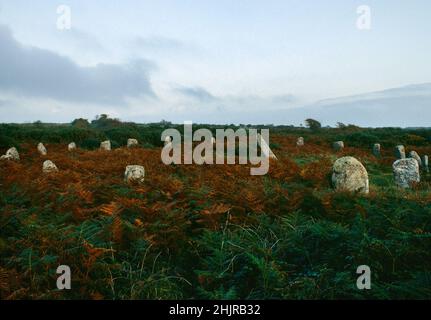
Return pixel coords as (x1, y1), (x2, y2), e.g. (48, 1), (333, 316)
(372, 143), (381, 157)
(395, 145), (406, 159)
(127, 138), (139, 148)
(43, 160), (58, 173)
(68, 142), (77, 151)
(100, 140), (111, 151)
(333, 141), (344, 151)
(297, 137), (304, 146)
(1, 147), (20, 161)
(332, 156), (369, 194)
(37, 142), (47, 155)
(124, 165), (145, 183)
(393, 158), (420, 189)
(408, 151), (422, 167)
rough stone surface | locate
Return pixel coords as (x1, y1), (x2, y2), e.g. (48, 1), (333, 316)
(408, 151), (422, 167)
(372, 143), (381, 157)
(1, 147), (20, 161)
(43, 160), (58, 173)
(393, 158), (420, 188)
(37, 143), (47, 156)
(297, 137), (304, 146)
(395, 145), (406, 159)
(332, 156), (369, 194)
(68, 142), (77, 151)
(124, 165), (145, 183)
(333, 141), (344, 151)
(100, 140), (111, 151)
(127, 138), (139, 148)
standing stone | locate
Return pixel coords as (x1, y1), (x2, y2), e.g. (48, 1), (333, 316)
(393, 158), (420, 188)
(100, 140), (111, 151)
(127, 138), (139, 148)
(43, 160), (58, 173)
(297, 137), (305, 146)
(37, 143), (47, 156)
(124, 165), (145, 183)
(422, 155), (429, 172)
(395, 145), (406, 159)
(333, 141), (344, 151)
(408, 151), (422, 167)
(1, 147), (20, 161)
(332, 156), (369, 194)
(372, 143), (381, 157)
(68, 142), (77, 151)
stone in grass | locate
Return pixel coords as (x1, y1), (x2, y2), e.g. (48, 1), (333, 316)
(372, 143), (381, 157)
(297, 137), (304, 147)
(124, 165), (145, 184)
(43, 160), (58, 173)
(333, 141), (344, 151)
(394, 145), (406, 159)
(127, 138), (139, 148)
(393, 158), (420, 189)
(37, 142), (47, 156)
(408, 151), (422, 167)
(68, 142), (77, 151)
(0, 147), (20, 161)
(332, 156), (369, 194)
(422, 155), (429, 172)
(100, 140), (111, 151)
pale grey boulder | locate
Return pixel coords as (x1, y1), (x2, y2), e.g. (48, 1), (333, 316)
(395, 145), (406, 159)
(372, 143), (381, 157)
(43, 160), (58, 173)
(68, 142), (77, 151)
(332, 156), (369, 194)
(124, 165), (145, 184)
(1, 147), (20, 161)
(37, 143), (47, 156)
(393, 158), (420, 188)
(333, 141), (344, 151)
(127, 138), (139, 148)
(100, 140), (111, 151)
(408, 151), (422, 167)
(297, 137), (304, 146)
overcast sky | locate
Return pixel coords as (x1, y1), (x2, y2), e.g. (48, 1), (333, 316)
(0, 0), (430, 125)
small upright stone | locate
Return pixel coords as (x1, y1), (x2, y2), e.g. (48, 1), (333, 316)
(43, 160), (58, 173)
(37, 143), (47, 156)
(297, 137), (304, 147)
(332, 156), (369, 194)
(372, 143), (381, 157)
(408, 151), (422, 167)
(164, 136), (172, 146)
(333, 141), (344, 151)
(68, 142), (77, 151)
(124, 165), (145, 184)
(100, 140), (111, 151)
(127, 138), (139, 148)
(422, 155), (429, 172)
(1, 147), (20, 161)
(393, 158), (420, 188)
(395, 145), (406, 159)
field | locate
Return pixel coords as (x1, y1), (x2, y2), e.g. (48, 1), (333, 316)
(1, 120), (431, 300)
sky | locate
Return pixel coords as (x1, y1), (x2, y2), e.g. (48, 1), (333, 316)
(0, 0), (430, 126)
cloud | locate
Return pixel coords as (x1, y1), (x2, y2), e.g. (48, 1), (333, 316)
(0, 25), (156, 105)
(134, 36), (185, 51)
(175, 86), (217, 103)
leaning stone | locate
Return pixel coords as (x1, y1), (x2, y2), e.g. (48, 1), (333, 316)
(68, 142), (77, 151)
(372, 143), (381, 157)
(393, 158), (420, 188)
(332, 156), (369, 194)
(333, 141), (344, 151)
(37, 143), (47, 156)
(395, 145), (406, 159)
(297, 137), (304, 146)
(408, 151), (422, 167)
(100, 140), (111, 151)
(127, 138), (139, 148)
(43, 160), (58, 173)
(124, 165), (145, 184)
